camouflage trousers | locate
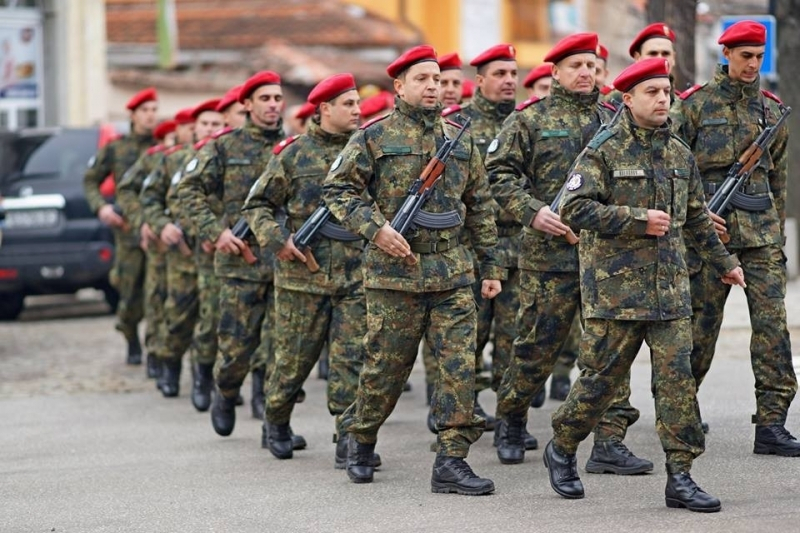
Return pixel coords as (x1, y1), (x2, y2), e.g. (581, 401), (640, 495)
(110, 237), (145, 342)
(495, 270), (640, 442)
(266, 286), (366, 427)
(143, 248), (168, 358)
(194, 249), (220, 366)
(553, 317), (703, 473)
(552, 312), (581, 380)
(214, 276), (274, 399)
(689, 243), (797, 425)
(163, 250), (198, 362)
(340, 286), (484, 457)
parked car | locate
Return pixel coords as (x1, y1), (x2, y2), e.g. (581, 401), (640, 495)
(0, 125), (120, 320)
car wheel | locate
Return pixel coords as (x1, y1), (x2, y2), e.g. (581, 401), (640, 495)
(0, 291), (25, 321)
(102, 285), (119, 314)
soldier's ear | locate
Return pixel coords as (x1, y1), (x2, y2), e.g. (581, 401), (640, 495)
(393, 78), (404, 98)
(721, 46), (732, 61)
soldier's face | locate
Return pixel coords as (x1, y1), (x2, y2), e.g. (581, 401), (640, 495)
(624, 78), (671, 129)
(635, 38), (676, 73)
(224, 102), (247, 129)
(394, 62), (440, 109)
(595, 58), (609, 87)
(322, 89), (361, 134)
(175, 122), (195, 144)
(195, 110), (224, 140)
(439, 69), (463, 106)
(552, 53), (596, 94)
(246, 85), (284, 128)
(131, 101), (159, 133)
(477, 60), (518, 102)
(527, 77), (552, 99)
(723, 45), (765, 84)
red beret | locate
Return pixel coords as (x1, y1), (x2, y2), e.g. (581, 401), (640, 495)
(629, 22), (675, 57)
(153, 120), (176, 141)
(612, 57), (670, 93)
(470, 43), (516, 67)
(718, 20), (767, 48)
(126, 87), (157, 111)
(239, 71), (281, 103)
(174, 108), (196, 125)
(308, 73), (357, 106)
(294, 101), (317, 121)
(462, 79), (475, 99)
(360, 90), (394, 117)
(438, 52), (462, 71)
(523, 63), (553, 88)
(192, 99), (222, 119)
(598, 44), (609, 61)
(216, 85), (243, 112)
(387, 45), (437, 78)
(544, 33), (599, 64)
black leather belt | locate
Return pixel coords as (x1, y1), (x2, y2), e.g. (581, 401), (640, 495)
(409, 236), (460, 254)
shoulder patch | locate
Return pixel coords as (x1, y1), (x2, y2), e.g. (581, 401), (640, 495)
(359, 113), (391, 130)
(194, 137), (212, 151)
(185, 158), (199, 173)
(515, 97), (541, 112)
(211, 126), (233, 139)
(679, 84), (705, 100)
(565, 173), (583, 191)
(761, 89), (783, 105)
(273, 134), (300, 155)
(441, 104), (462, 117)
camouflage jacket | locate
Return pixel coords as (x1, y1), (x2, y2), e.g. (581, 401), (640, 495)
(141, 144), (192, 238)
(322, 96), (503, 292)
(116, 144), (167, 233)
(485, 81), (612, 272)
(177, 117), (284, 281)
(560, 111), (739, 321)
(243, 120), (363, 295)
(671, 64), (788, 248)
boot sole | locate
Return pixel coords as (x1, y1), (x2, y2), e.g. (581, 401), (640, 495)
(543, 452), (584, 499)
(211, 411), (235, 437)
(665, 497), (721, 513)
(497, 451), (525, 465)
(585, 460), (654, 475)
(431, 480), (495, 495)
(753, 442), (800, 457)
(347, 472), (373, 483)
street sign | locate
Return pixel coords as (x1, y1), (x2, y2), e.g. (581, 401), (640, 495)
(719, 15), (777, 77)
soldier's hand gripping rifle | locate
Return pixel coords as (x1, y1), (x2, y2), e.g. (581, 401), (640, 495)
(550, 101), (625, 245)
(230, 217), (258, 265)
(706, 104), (791, 244)
(390, 115), (470, 265)
(292, 203), (361, 273)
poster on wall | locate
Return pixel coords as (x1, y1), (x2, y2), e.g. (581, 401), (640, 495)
(1, 23), (39, 99)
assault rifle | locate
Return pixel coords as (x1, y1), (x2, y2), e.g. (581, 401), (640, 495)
(390, 114), (470, 264)
(230, 217), (258, 265)
(706, 105), (791, 243)
(293, 203), (361, 273)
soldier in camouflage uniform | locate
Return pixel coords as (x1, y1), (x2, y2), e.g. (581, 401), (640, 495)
(545, 58), (744, 512)
(178, 71), (284, 438)
(116, 119), (176, 379)
(485, 33), (650, 473)
(437, 52), (463, 108)
(84, 87), (158, 365)
(323, 46), (503, 495)
(243, 74), (371, 465)
(672, 20), (800, 455)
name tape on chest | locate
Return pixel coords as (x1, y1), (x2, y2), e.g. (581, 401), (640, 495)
(566, 173), (583, 191)
(612, 169), (646, 178)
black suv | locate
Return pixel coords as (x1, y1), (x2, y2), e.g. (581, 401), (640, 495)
(0, 126), (120, 320)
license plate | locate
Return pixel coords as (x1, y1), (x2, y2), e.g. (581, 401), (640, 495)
(4, 209), (60, 229)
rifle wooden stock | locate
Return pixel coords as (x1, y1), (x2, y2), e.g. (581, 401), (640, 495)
(303, 248), (320, 273)
(564, 229), (579, 245)
(238, 241), (257, 265)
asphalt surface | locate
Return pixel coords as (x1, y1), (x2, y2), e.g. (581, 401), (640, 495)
(2, 282), (800, 533)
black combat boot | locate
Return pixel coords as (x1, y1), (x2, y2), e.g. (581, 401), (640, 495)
(346, 437), (376, 483)
(754, 425), (800, 456)
(334, 433), (381, 470)
(431, 456), (495, 495)
(146, 353), (160, 379)
(549, 375), (571, 401)
(126, 336), (142, 365)
(250, 368), (266, 420)
(290, 428), (307, 450)
(496, 415), (525, 464)
(191, 362), (214, 412)
(530, 387), (546, 408)
(403, 381), (413, 392)
(585, 440), (654, 475)
(158, 358), (182, 398)
(210, 390), (237, 436)
(701, 421), (710, 434)
(474, 393), (495, 431)
(543, 440), (584, 499)
(665, 472), (721, 512)
(522, 425), (539, 450)
(263, 421), (294, 459)
(427, 406), (437, 434)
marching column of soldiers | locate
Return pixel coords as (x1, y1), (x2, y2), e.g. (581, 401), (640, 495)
(84, 19), (797, 511)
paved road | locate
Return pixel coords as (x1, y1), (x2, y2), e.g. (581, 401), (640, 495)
(1, 283), (800, 533)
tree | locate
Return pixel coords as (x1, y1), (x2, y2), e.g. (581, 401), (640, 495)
(776, 0), (800, 232)
(646, 0), (698, 91)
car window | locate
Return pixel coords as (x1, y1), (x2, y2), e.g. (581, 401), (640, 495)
(21, 129), (98, 181)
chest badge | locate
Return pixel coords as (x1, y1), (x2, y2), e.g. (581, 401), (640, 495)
(487, 138), (499, 154)
(566, 173), (583, 191)
(330, 155), (343, 172)
(171, 171), (182, 185)
(185, 158), (198, 173)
